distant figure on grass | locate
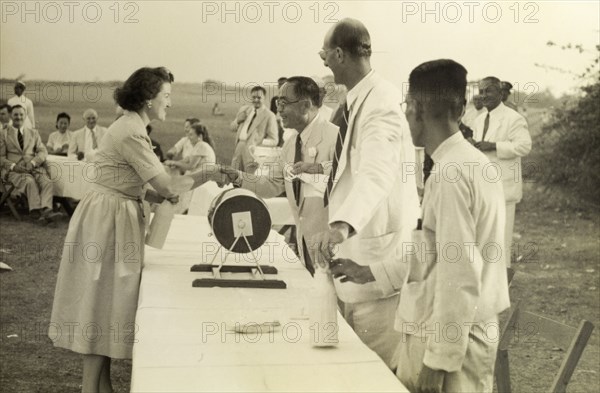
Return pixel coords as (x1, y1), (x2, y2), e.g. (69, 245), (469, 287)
(47, 112), (74, 155)
(7, 81), (35, 129)
(211, 102), (224, 116)
(0, 105), (60, 222)
(230, 85), (278, 173)
(68, 108), (108, 161)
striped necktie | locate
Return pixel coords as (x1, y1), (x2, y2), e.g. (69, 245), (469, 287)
(90, 129), (98, 149)
(17, 129), (24, 150)
(324, 103), (349, 207)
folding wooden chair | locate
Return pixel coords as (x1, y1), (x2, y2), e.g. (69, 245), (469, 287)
(0, 177), (20, 220)
(495, 301), (595, 393)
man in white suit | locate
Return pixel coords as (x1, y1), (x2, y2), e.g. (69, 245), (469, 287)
(393, 59), (509, 393)
(311, 18), (420, 369)
(230, 86), (278, 173)
(474, 76), (532, 267)
(0, 105), (59, 222)
(68, 108), (108, 161)
(226, 76), (337, 274)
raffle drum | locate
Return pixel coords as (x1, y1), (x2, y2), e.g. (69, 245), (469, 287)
(191, 188), (286, 289)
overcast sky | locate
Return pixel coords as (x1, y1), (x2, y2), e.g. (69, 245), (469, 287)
(1, 0), (598, 96)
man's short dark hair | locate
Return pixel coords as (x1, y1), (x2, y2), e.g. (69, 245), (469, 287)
(251, 86), (267, 95)
(9, 104), (24, 113)
(408, 59), (468, 120)
(286, 76), (322, 107)
(330, 18), (372, 58)
(0, 104), (10, 112)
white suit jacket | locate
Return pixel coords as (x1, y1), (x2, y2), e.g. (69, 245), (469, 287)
(242, 114), (337, 268)
(68, 126), (108, 161)
(328, 71), (420, 303)
(473, 103), (532, 203)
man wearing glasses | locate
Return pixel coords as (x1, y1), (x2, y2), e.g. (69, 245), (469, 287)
(225, 76), (338, 274)
(311, 18), (420, 370)
(230, 86), (278, 173)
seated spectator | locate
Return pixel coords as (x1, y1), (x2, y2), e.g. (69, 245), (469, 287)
(68, 109), (108, 161)
(0, 104), (11, 130)
(164, 123), (216, 213)
(0, 105), (60, 222)
(211, 103), (224, 116)
(47, 112), (73, 155)
(146, 124), (164, 162)
(164, 123), (215, 174)
(165, 117), (200, 160)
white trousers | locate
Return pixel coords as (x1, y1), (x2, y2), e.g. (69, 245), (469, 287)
(505, 202), (516, 267)
(342, 294), (402, 370)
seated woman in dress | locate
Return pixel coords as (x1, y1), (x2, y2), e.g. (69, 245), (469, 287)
(164, 123), (216, 174)
(49, 66), (227, 393)
(46, 112), (73, 155)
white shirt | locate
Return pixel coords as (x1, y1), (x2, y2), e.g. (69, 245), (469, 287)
(318, 105), (334, 122)
(461, 105), (485, 128)
(171, 136), (195, 159)
(345, 69), (375, 112)
(84, 127), (100, 154)
(8, 95), (35, 129)
(238, 108), (257, 142)
(47, 130), (73, 153)
(392, 132), (509, 371)
(473, 102), (532, 203)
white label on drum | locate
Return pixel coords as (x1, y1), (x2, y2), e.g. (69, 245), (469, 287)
(232, 211), (254, 238)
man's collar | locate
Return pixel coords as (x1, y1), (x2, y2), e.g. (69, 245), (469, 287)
(431, 132), (464, 163)
(299, 113), (320, 142)
(345, 69), (375, 111)
(487, 102), (506, 115)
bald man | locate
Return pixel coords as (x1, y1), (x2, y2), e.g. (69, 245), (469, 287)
(68, 109), (108, 161)
(311, 18), (420, 369)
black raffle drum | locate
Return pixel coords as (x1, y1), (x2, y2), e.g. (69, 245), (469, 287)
(191, 188), (286, 289)
(207, 188), (272, 253)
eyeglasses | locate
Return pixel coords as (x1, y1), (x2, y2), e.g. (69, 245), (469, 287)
(318, 48), (334, 60)
(400, 101), (408, 113)
(276, 98), (305, 108)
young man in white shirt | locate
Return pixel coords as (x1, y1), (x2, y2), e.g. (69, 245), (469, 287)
(331, 59), (511, 392)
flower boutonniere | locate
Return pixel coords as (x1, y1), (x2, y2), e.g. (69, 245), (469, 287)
(308, 147), (317, 158)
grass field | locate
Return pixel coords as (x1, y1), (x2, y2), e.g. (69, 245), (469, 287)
(1, 82), (598, 392)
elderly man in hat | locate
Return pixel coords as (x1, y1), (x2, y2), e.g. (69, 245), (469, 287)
(68, 108), (108, 161)
(7, 81), (35, 129)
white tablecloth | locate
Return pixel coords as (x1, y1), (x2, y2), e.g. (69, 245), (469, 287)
(131, 215), (407, 392)
(46, 155), (93, 199)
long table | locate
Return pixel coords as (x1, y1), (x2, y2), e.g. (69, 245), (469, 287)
(131, 215), (408, 392)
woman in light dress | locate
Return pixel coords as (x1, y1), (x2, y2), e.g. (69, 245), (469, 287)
(46, 112), (73, 155)
(49, 67), (224, 392)
(164, 123), (217, 213)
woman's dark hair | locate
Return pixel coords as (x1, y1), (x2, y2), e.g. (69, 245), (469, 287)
(190, 123), (214, 150)
(114, 67), (174, 111)
(55, 112), (71, 128)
